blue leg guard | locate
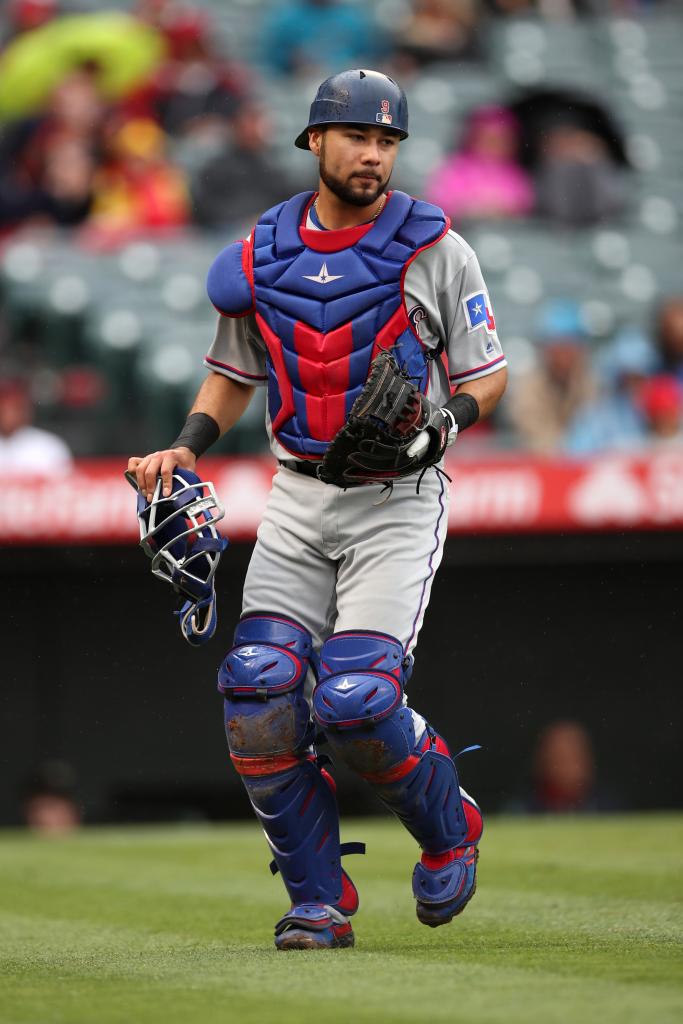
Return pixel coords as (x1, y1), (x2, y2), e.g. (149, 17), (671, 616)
(219, 613), (362, 946)
(313, 630), (483, 927)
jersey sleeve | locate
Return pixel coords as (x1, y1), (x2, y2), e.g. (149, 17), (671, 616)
(445, 253), (506, 387)
(204, 313), (268, 386)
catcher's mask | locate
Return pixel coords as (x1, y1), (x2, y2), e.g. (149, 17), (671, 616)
(129, 468), (227, 604)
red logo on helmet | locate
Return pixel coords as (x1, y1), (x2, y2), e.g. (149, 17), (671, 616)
(376, 99), (393, 125)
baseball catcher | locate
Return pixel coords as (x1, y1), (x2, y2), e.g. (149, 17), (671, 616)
(128, 67), (507, 951)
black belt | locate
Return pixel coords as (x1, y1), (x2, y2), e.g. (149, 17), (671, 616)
(278, 459), (321, 479)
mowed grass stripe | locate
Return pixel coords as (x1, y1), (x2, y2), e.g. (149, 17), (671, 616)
(1, 879), (678, 951)
(2, 946), (682, 1024)
(2, 930), (682, 1024)
(0, 815), (681, 1024)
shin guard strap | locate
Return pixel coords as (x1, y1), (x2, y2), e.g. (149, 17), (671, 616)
(361, 754), (420, 785)
(270, 841), (366, 876)
(230, 752), (301, 776)
(369, 732), (469, 853)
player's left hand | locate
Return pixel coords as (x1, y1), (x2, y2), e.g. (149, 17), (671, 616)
(318, 351), (456, 487)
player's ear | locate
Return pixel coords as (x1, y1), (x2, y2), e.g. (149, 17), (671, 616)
(308, 128), (323, 157)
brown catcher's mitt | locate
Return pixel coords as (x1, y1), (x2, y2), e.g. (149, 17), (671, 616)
(318, 350), (453, 487)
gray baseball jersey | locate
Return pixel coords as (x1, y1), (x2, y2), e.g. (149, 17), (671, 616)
(205, 219), (506, 462)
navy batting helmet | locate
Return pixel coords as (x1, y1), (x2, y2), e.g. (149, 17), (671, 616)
(294, 68), (409, 150)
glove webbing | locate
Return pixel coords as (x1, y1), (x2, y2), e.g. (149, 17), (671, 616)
(352, 354), (419, 431)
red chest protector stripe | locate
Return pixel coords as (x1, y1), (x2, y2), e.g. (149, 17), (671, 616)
(370, 304), (411, 365)
(255, 311), (296, 435)
(294, 320), (354, 441)
(256, 314), (355, 441)
(369, 216), (451, 381)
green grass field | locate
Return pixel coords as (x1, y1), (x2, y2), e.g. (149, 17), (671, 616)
(0, 815), (681, 1024)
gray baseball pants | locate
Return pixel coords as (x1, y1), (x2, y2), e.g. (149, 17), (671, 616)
(242, 464), (449, 655)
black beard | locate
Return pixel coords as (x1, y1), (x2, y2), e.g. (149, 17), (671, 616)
(319, 143), (389, 208)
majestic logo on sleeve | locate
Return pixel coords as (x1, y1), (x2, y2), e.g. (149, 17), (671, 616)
(463, 291), (496, 334)
(408, 304), (429, 336)
(302, 262), (344, 284)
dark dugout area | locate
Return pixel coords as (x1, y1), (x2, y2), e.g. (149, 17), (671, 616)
(1, 532), (681, 826)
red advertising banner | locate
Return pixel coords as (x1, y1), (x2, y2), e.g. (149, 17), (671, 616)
(1, 453), (683, 545)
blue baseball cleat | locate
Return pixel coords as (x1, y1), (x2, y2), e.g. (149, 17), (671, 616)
(274, 904), (355, 950)
(413, 786), (483, 928)
(412, 843), (479, 927)
(274, 864), (360, 950)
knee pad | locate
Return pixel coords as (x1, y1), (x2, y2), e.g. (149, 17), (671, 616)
(218, 612), (314, 770)
(313, 630), (471, 853)
(313, 630), (416, 777)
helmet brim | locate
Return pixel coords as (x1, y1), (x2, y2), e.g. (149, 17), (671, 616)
(294, 121), (409, 150)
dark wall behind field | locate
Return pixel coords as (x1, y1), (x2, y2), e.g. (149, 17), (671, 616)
(1, 534), (681, 825)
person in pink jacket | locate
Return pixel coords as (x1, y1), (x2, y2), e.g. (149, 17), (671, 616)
(426, 104), (533, 222)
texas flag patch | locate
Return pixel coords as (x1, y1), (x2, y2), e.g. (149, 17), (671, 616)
(463, 291), (496, 334)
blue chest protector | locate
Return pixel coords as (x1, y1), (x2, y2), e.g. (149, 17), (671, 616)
(207, 190), (447, 459)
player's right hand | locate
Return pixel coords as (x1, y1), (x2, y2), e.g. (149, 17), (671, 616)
(127, 448), (197, 502)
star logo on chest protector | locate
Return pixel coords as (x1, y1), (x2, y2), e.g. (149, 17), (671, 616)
(302, 262), (344, 284)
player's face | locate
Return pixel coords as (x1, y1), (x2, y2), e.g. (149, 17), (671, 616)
(312, 125), (400, 207)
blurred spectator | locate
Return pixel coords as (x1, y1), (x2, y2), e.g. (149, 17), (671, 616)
(484, 0), (533, 12)
(426, 105), (533, 222)
(1, 0), (58, 44)
(636, 375), (683, 446)
(127, 3), (250, 139)
(513, 721), (622, 815)
(21, 760), (81, 833)
(86, 117), (189, 241)
(262, 0), (384, 78)
(191, 103), (301, 229)
(392, 0), (483, 70)
(0, 376), (73, 475)
(0, 65), (103, 231)
(507, 300), (597, 452)
(533, 721), (595, 813)
(534, 117), (628, 226)
(565, 328), (657, 454)
(655, 297), (683, 384)
(509, 88), (629, 227)
(484, 1), (606, 16)
(134, 0), (179, 26)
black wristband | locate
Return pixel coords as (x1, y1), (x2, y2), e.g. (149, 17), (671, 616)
(443, 392), (480, 432)
(170, 412), (220, 458)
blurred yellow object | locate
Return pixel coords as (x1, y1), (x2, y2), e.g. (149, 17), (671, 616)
(0, 12), (166, 119)
(90, 158), (189, 232)
(112, 118), (167, 161)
